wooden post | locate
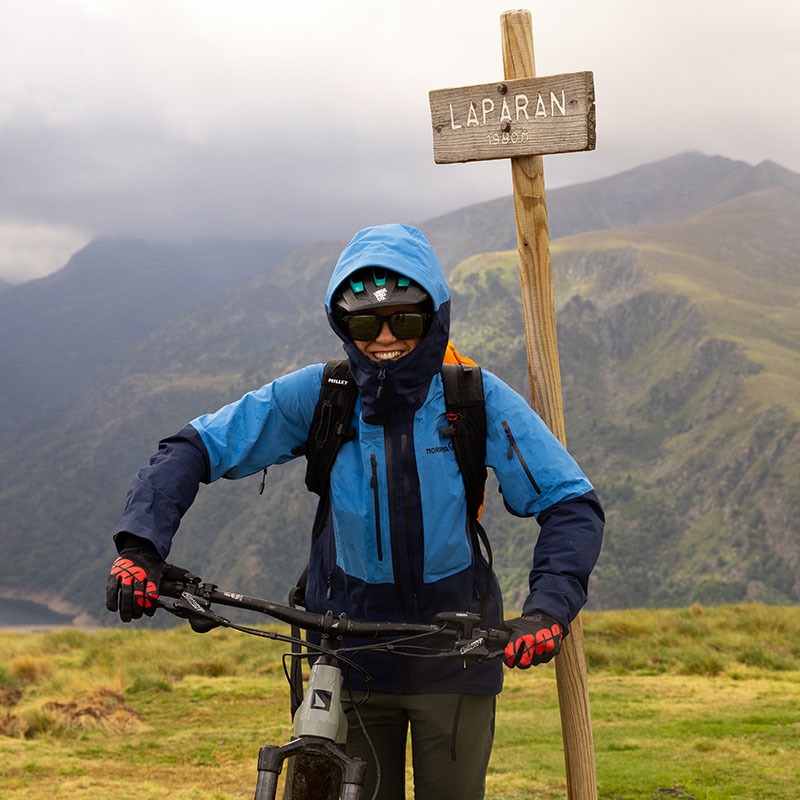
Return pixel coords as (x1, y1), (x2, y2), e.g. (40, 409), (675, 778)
(429, 9), (597, 797)
(501, 10), (597, 800)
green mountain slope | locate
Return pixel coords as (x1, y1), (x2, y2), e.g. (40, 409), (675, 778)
(0, 155), (797, 623)
(447, 188), (799, 610)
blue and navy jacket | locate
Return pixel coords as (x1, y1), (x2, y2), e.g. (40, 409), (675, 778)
(116, 224), (604, 695)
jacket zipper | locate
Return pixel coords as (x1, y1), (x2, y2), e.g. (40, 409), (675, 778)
(313, 495), (336, 601)
(383, 413), (407, 616)
(370, 453), (383, 560)
(501, 420), (541, 494)
(401, 433), (420, 615)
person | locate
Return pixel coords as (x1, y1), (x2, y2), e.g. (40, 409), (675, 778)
(106, 223), (604, 800)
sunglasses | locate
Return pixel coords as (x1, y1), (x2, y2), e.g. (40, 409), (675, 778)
(342, 311), (431, 341)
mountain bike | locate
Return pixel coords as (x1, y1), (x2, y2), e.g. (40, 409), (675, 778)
(156, 566), (510, 800)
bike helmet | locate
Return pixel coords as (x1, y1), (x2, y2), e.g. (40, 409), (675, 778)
(333, 267), (430, 317)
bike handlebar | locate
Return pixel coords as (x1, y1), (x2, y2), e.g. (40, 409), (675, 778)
(157, 564), (510, 652)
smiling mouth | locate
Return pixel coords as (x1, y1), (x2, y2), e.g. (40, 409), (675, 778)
(372, 350), (404, 361)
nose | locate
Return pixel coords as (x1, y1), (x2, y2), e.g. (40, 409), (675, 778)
(374, 318), (398, 343)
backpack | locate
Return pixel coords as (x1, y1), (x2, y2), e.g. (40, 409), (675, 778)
(296, 353), (487, 520)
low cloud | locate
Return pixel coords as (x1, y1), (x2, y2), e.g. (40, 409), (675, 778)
(0, 220), (91, 283)
(1, 0), (799, 283)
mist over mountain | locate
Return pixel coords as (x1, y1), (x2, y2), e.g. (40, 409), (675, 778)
(0, 151), (797, 625)
(0, 237), (299, 447)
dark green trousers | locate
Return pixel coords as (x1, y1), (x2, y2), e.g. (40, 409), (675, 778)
(343, 692), (496, 800)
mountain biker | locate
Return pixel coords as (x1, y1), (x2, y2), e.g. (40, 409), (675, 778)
(106, 223), (604, 800)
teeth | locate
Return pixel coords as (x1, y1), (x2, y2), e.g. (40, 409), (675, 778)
(374, 351), (402, 361)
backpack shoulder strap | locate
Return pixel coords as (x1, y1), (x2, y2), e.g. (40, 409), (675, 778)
(298, 360), (488, 518)
(298, 359), (358, 496)
(440, 363), (487, 521)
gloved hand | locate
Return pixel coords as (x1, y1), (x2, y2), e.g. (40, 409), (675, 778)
(106, 543), (166, 622)
(503, 612), (565, 668)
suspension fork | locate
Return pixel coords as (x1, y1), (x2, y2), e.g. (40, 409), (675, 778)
(253, 630), (367, 800)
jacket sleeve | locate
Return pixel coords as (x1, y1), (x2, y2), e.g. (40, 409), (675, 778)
(114, 364), (323, 558)
(482, 370), (604, 627)
(522, 490), (604, 626)
(114, 425), (209, 558)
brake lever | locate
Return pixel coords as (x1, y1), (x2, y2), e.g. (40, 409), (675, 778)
(156, 583), (226, 633)
(453, 636), (493, 660)
(433, 612), (510, 661)
(183, 592), (228, 632)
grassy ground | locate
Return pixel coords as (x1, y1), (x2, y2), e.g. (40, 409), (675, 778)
(1, 604), (798, 799)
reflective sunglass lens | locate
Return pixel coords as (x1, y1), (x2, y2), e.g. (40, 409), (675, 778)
(344, 312), (429, 341)
(346, 316), (380, 340)
(391, 314), (425, 338)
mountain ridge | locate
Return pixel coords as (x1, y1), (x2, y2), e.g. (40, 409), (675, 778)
(1, 151), (797, 623)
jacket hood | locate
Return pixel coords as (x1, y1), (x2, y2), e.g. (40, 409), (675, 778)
(325, 224), (451, 422)
(325, 224), (450, 312)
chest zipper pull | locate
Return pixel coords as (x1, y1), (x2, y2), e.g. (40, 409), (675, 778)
(503, 422), (515, 460)
(376, 367), (387, 399)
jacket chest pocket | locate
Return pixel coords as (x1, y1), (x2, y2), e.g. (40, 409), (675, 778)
(328, 447), (394, 584)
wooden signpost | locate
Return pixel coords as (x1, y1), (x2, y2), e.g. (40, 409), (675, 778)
(429, 10), (598, 800)
(430, 71), (595, 164)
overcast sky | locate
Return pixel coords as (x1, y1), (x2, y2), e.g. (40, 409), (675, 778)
(1, 0), (798, 283)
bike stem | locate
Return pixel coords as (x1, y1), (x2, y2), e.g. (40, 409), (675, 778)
(291, 655), (348, 744)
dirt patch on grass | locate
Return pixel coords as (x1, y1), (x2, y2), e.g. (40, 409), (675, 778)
(0, 687), (23, 707)
(1, 687), (144, 738)
(42, 687), (143, 732)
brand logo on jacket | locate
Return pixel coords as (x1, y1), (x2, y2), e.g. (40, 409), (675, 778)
(425, 442), (455, 455)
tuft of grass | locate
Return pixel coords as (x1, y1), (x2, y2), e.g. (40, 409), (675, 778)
(37, 685), (144, 736)
(7, 655), (56, 683)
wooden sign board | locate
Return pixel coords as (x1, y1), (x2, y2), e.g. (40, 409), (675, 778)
(429, 71), (595, 164)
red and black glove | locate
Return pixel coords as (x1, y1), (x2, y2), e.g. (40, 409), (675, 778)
(106, 543), (166, 622)
(503, 612), (565, 668)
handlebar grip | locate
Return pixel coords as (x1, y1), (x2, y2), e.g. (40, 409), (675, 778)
(485, 627), (511, 647)
(433, 612), (511, 649)
(159, 563), (202, 598)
